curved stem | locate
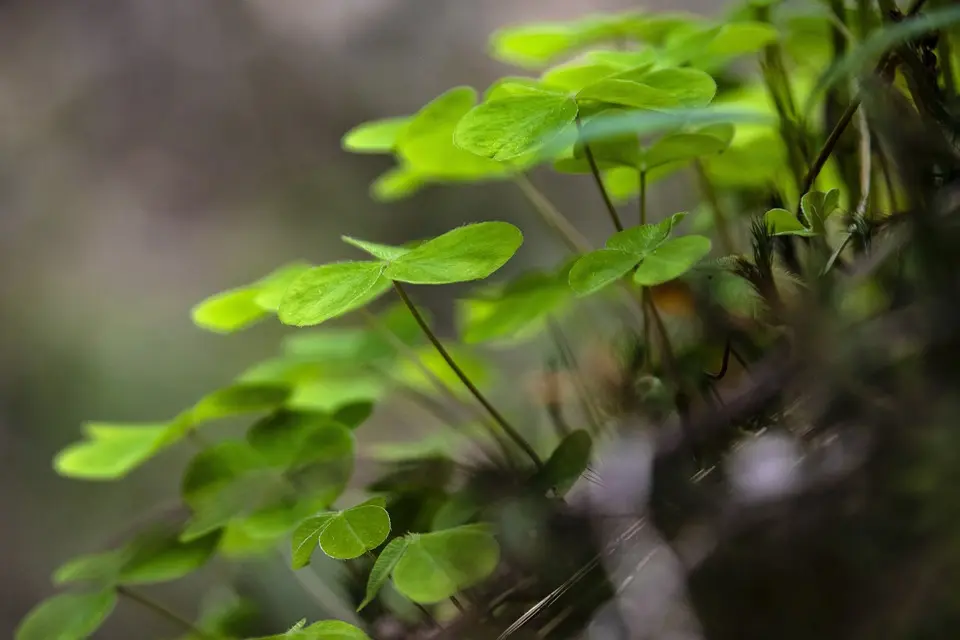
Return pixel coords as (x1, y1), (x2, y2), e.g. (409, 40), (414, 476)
(117, 586), (217, 640)
(576, 115), (624, 232)
(514, 175), (592, 253)
(392, 281), (543, 469)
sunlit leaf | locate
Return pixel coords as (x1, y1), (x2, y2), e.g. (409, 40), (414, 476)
(393, 345), (492, 397)
(454, 95), (578, 162)
(341, 236), (413, 262)
(392, 526), (500, 604)
(397, 87), (508, 179)
(484, 77), (560, 101)
(318, 505), (391, 560)
(642, 132), (729, 169)
(342, 116), (411, 154)
(191, 289), (266, 334)
(370, 165), (426, 202)
(184, 383), (291, 427)
(605, 212), (686, 255)
(540, 60), (621, 92)
(15, 590), (117, 640)
(278, 262), (390, 327)
(568, 249), (639, 296)
(289, 514), (334, 570)
(633, 235), (712, 286)
(358, 537), (409, 611)
(53, 423), (171, 481)
(385, 222), (523, 285)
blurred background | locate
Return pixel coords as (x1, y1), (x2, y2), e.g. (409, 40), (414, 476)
(1, 0), (714, 636)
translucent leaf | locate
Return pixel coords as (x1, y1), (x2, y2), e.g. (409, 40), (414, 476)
(318, 505), (391, 560)
(53, 423), (171, 481)
(642, 132), (729, 169)
(191, 289), (266, 334)
(568, 250), (639, 296)
(488, 23), (583, 68)
(633, 235), (712, 286)
(454, 94), (578, 162)
(392, 527), (500, 604)
(800, 188), (841, 235)
(278, 262), (390, 327)
(15, 590), (117, 640)
(605, 212), (687, 255)
(578, 67), (716, 110)
(384, 222), (523, 285)
(539, 60), (621, 92)
(397, 87), (508, 180)
(342, 116), (411, 154)
(484, 77), (561, 101)
(289, 514), (334, 569)
(582, 49), (659, 71)
(341, 236), (413, 262)
(359, 537), (409, 611)
(534, 430), (593, 494)
(238, 492), (333, 542)
(765, 208), (815, 237)
(370, 165), (425, 203)
(578, 79), (678, 109)
(191, 263), (311, 333)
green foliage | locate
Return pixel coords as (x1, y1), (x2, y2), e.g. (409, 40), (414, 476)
(570, 213), (711, 293)
(31, 1), (949, 637)
(391, 525), (501, 604)
(16, 590), (117, 640)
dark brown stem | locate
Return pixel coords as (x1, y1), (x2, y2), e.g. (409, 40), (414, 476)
(392, 281), (543, 469)
(576, 115), (624, 232)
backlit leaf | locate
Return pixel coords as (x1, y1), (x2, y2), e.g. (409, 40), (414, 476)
(392, 527), (500, 604)
(642, 132), (729, 169)
(318, 505), (391, 560)
(397, 87), (508, 179)
(290, 514), (334, 570)
(341, 236), (413, 262)
(454, 95), (578, 162)
(342, 116), (411, 154)
(53, 423), (171, 481)
(633, 235), (712, 286)
(606, 212), (687, 255)
(278, 262), (389, 327)
(384, 222), (523, 285)
(370, 165), (425, 202)
(568, 250), (639, 296)
(800, 188), (841, 235)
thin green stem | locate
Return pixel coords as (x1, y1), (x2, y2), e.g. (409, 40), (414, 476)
(638, 169), (648, 226)
(514, 174), (592, 253)
(117, 586), (218, 640)
(576, 115), (624, 232)
(694, 160), (735, 254)
(392, 281), (543, 469)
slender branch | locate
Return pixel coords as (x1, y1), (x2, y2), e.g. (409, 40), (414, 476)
(392, 281), (543, 469)
(117, 586), (218, 640)
(576, 115), (624, 232)
(514, 174), (592, 254)
(359, 309), (516, 460)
